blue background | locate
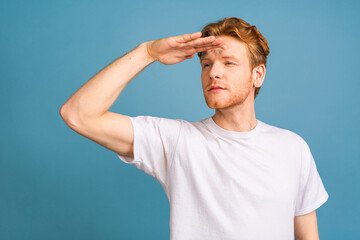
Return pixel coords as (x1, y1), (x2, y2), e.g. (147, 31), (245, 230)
(1, 0), (359, 239)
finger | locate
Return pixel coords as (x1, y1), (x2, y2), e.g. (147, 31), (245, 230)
(176, 32), (202, 43)
(194, 45), (223, 53)
(184, 35), (217, 47)
(185, 53), (195, 59)
(183, 36), (223, 48)
(181, 41), (223, 56)
(192, 39), (223, 49)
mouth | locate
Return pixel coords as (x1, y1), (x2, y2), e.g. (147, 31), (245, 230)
(209, 87), (225, 92)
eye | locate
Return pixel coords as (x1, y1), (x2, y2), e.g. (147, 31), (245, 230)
(226, 62), (233, 65)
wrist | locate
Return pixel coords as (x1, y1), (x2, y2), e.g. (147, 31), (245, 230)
(139, 41), (157, 64)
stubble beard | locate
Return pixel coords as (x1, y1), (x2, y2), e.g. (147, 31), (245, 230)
(204, 76), (253, 110)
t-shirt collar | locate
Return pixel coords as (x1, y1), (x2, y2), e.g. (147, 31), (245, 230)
(204, 116), (264, 139)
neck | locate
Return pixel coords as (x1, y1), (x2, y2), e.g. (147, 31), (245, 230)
(212, 95), (257, 132)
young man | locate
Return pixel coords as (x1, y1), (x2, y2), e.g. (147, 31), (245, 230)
(60, 17), (329, 239)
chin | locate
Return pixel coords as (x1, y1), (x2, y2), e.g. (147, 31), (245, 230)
(211, 88), (255, 108)
(205, 98), (244, 110)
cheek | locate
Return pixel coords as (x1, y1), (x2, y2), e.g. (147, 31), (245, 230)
(230, 73), (252, 92)
(237, 69), (252, 84)
(201, 73), (208, 87)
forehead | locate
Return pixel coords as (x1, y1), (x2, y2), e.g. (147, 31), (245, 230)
(201, 36), (248, 60)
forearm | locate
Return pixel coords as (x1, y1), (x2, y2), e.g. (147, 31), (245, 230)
(60, 41), (155, 124)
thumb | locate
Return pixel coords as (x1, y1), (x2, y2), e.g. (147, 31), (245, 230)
(185, 53), (195, 59)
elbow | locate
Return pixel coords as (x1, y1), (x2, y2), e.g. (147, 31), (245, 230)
(59, 105), (79, 128)
(59, 105), (66, 118)
(59, 104), (70, 122)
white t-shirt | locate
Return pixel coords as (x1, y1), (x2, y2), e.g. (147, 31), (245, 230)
(117, 115), (329, 240)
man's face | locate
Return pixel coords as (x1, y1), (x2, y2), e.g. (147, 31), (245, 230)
(200, 35), (255, 110)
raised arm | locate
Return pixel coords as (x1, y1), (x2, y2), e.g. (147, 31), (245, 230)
(59, 32), (223, 157)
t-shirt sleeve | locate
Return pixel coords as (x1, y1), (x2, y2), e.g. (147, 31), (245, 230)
(116, 115), (182, 188)
(294, 141), (329, 216)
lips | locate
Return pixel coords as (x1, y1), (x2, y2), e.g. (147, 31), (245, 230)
(209, 85), (225, 91)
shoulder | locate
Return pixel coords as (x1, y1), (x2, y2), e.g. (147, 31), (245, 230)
(128, 115), (183, 143)
(130, 115), (183, 129)
(177, 117), (213, 135)
(260, 120), (310, 150)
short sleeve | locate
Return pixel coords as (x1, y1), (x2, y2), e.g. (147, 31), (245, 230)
(117, 115), (182, 188)
(295, 141), (329, 216)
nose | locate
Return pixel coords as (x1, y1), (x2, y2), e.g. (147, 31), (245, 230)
(209, 61), (223, 80)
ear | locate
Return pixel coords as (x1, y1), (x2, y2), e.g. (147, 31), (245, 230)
(252, 64), (266, 88)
